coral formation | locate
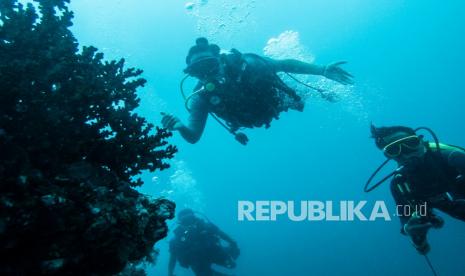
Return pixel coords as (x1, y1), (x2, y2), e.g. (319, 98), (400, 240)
(0, 0), (177, 274)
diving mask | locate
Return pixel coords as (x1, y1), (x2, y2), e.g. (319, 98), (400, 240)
(184, 56), (220, 79)
(383, 135), (423, 158)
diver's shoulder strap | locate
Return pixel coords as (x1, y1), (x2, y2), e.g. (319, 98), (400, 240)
(426, 142), (463, 184)
(221, 49), (248, 83)
(428, 142), (465, 153)
(428, 142), (465, 162)
(222, 48), (243, 65)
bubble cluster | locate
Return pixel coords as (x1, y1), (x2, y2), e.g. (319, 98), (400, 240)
(161, 160), (205, 212)
(263, 30), (368, 122)
(264, 30), (315, 63)
(184, 0), (256, 42)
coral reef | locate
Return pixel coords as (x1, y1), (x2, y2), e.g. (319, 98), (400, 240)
(0, 0), (177, 274)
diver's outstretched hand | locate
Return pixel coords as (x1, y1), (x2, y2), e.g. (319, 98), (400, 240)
(161, 112), (183, 131)
(323, 61), (354, 85)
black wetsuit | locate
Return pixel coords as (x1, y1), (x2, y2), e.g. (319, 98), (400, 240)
(391, 143), (465, 235)
(182, 50), (309, 143)
(169, 219), (235, 276)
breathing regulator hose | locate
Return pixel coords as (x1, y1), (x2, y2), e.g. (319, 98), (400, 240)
(180, 75), (249, 145)
(364, 126), (442, 193)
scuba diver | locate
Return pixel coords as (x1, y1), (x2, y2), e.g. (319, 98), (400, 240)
(168, 209), (240, 276)
(367, 125), (465, 255)
(161, 37), (353, 145)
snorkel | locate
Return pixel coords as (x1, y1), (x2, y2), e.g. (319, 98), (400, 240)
(364, 125), (441, 193)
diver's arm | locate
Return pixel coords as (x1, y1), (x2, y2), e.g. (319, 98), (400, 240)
(390, 178), (412, 233)
(179, 88), (209, 144)
(209, 223), (236, 244)
(162, 94), (208, 144)
(177, 102), (208, 144)
(268, 58), (325, 75)
(391, 178), (435, 254)
(168, 252), (177, 276)
(446, 148), (465, 175)
(217, 229), (236, 244)
(266, 57), (354, 85)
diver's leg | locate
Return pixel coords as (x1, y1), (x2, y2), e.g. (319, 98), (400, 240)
(210, 244), (237, 269)
(191, 262), (213, 276)
(212, 270), (233, 276)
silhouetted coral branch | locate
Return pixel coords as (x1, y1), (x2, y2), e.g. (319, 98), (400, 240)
(0, 0), (177, 274)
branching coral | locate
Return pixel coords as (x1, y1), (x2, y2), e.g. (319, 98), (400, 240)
(0, 0), (177, 274)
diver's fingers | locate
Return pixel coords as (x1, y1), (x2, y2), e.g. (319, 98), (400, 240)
(342, 70), (354, 78)
(341, 74), (352, 82)
(161, 115), (170, 126)
(334, 69), (353, 83)
(165, 117), (178, 129)
(334, 74), (346, 83)
(161, 115), (175, 127)
(335, 67), (349, 75)
(332, 67), (348, 78)
(342, 76), (354, 85)
(336, 76), (352, 85)
(170, 117), (181, 128)
(332, 61), (348, 66)
(161, 117), (168, 127)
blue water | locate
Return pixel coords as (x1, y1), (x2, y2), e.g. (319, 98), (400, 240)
(69, 1), (465, 275)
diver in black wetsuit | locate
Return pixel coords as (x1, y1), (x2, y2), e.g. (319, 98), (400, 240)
(370, 125), (465, 255)
(168, 209), (240, 276)
(161, 37), (353, 145)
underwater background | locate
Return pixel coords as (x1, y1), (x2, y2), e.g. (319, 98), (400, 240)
(68, 0), (465, 275)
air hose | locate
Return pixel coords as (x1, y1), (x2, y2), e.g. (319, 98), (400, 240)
(180, 75), (248, 145)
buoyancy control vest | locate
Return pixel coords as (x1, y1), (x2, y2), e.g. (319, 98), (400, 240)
(204, 49), (301, 131)
(392, 143), (464, 201)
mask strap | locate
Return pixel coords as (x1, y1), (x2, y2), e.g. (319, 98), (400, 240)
(365, 126), (440, 193)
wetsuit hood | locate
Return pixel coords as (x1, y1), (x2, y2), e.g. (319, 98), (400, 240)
(184, 37), (221, 76)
